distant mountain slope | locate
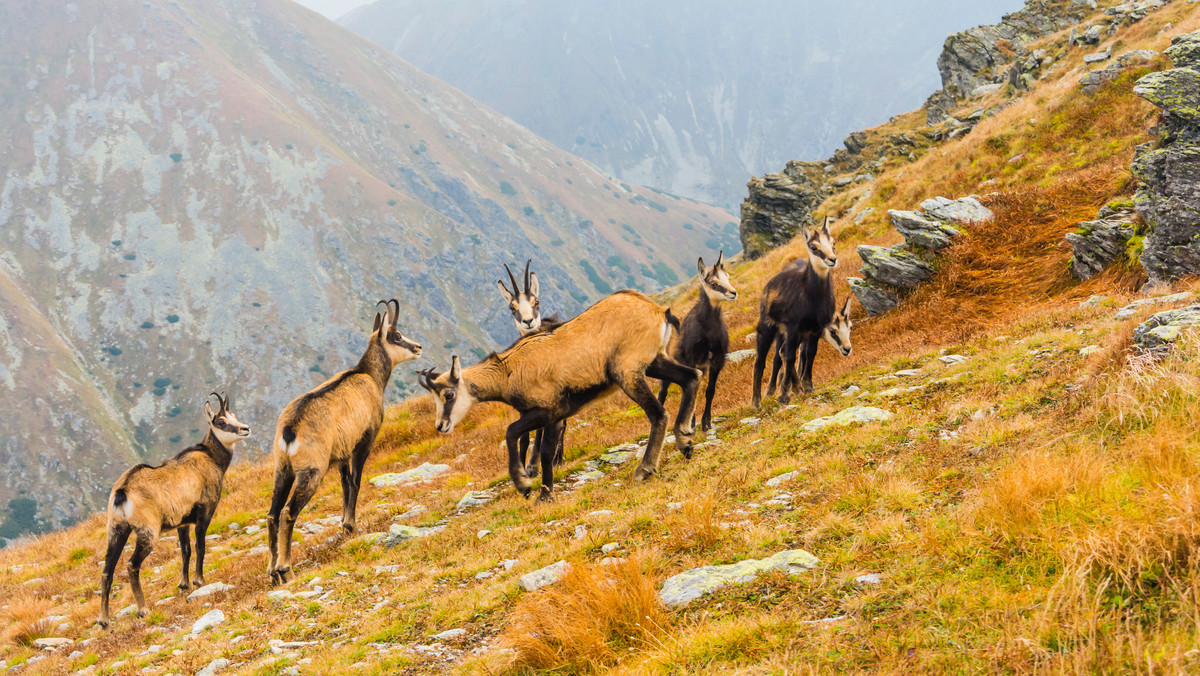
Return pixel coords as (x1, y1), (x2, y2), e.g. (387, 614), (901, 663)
(341, 0), (1023, 207)
(0, 0), (732, 536)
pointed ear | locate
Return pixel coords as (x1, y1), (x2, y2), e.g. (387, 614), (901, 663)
(696, 257), (706, 278)
(373, 312), (383, 332)
(528, 271), (539, 297)
(715, 250), (723, 268)
(221, 391), (229, 412)
(496, 279), (514, 303)
(842, 294), (853, 316)
(204, 401), (215, 421)
(450, 355), (461, 381)
(800, 224), (812, 241)
(822, 215), (832, 236)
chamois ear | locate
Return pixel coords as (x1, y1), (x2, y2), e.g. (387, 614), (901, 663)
(696, 257), (706, 278)
(496, 279), (515, 303)
(800, 223), (812, 241)
(841, 294), (854, 316)
(449, 355), (461, 381)
(372, 312), (383, 333)
(528, 271), (539, 297)
(822, 215), (833, 237)
(204, 400), (215, 422)
(715, 250), (724, 268)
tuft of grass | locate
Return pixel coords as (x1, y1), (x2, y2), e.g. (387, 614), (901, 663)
(1, 594), (55, 646)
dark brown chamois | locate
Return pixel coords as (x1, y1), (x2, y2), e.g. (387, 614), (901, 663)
(657, 251), (738, 431)
(752, 217), (840, 407)
(99, 392), (249, 628)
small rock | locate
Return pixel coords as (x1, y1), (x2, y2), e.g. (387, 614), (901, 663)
(520, 561), (569, 591)
(598, 449), (634, 465)
(856, 573), (883, 585)
(474, 571), (493, 580)
(659, 549), (820, 606)
(477, 530), (491, 539)
(195, 657), (231, 676)
(848, 277), (899, 317)
(243, 525), (262, 535)
(501, 559), (519, 571)
(1080, 295), (1108, 308)
(970, 83), (1004, 97)
(117, 604), (137, 617)
(840, 385), (861, 397)
(894, 369), (921, 377)
(1079, 345), (1102, 356)
(725, 349), (756, 364)
(1114, 292), (1194, 319)
(919, 196), (993, 225)
(588, 510), (614, 517)
(1133, 304), (1200, 355)
(802, 406), (893, 432)
(374, 565), (400, 575)
(858, 245), (934, 289)
(33, 638), (71, 650)
(394, 504), (427, 521)
(938, 354), (967, 365)
(765, 471), (798, 487)
(573, 525), (587, 540)
(429, 628), (467, 641)
(187, 581), (234, 601)
(267, 590), (293, 601)
(738, 416), (761, 427)
(370, 463), (452, 487)
(667, 502), (683, 511)
(601, 542), (621, 555)
(191, 609), (225, 634)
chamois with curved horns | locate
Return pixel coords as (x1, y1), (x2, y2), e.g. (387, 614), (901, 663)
(496, 260), (567, 475)
(267, 299), (422, 584)
(752, 216), (845, 407)
(418, 290), (700, 500)
(657, 251), (738, 432)
(98, 392), (249, 628)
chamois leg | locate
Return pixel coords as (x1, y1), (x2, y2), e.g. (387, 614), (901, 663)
(275, 467), (321, 585)
(767, 335), (785, 397)
(176, 526), (192, 591)
(656, 379), (671, 405)
(344, 433), (373, 534)
(267, 462), (295, 582)
(98, 522), (132, 628)
(554, 421), (566, 466)
(800, 334), (821, 394)
(752, 322), (778, 408)
(520, 431), (535, 478)
(701, 356), (725, 432)
(193, 510), (212, 589)
(506, 410), (550, 498)
(648, 356), (701, 458)
(778, 330), (804, 405)
(127, 528), (157, 618)
(537, 419), (566, 502)
(625, 375), (669, 481)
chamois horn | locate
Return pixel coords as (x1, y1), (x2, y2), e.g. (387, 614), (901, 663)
(523, 259), (531, 293)
(503, 263), (520, 297)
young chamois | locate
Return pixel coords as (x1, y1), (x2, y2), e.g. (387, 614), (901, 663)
(496, 261), (566, 475)
(267, 299), (422, 584)
(657, 251), (738, 432)
(418, 291), (700, 500)
(99, 392), (249, 628)
(752, 217), (846, 407)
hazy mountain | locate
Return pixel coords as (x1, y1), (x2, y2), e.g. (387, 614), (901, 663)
(0, 0), (733, 537)
(342, 0), (1025, 207)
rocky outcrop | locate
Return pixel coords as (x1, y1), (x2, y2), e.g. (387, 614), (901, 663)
(739, 162), (829, 259)
(850, 197), (992, 316)
(1066, 206), (1138, 279)
(1132, 30), (1200, 284)
(1080, 49), (1159, 93)
(1134, 304), (1200, 355)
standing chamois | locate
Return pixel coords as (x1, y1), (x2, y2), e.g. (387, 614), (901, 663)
(657, 251), (738, 432)
(267, 299), (422, 584)
(496, 260), (567, 475)
(418, 290), (700, 500)
(99, 392), (249, 628)
(752, 216), (844, 407)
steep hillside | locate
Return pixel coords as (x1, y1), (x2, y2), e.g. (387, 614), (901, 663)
(340, 0), (1022, 207)
(0, 0), (733, 536)
(3, 1), (1200, 675)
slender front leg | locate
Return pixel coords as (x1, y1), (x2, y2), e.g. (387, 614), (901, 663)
(752, 323), (777, 408)
(506, 410), (550, 497)
(193, 512), (212, 589)
(177, 525), (192, 591)
(537, 419), (565, 502)
(800, 334), (821, 394)
(98, 523), (132, 628)
(342, 431), (374, 534)
(779, 331), (803, 404)
(767, 336), (784, 397)
(701, 356), (724, 432)
(267, 463), (295, 583)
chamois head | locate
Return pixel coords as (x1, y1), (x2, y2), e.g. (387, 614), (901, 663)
(497, 260), (542, 335)
(698, 251), (737, 303)
(822, 296), (854, 357)
(802, 216), (838, 273)
(204, 391), (250, 446)
(373, 299), (423, 365)
(416, 355), (474, 434)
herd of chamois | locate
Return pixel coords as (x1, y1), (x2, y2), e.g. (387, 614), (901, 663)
(97, 219), (855, 626)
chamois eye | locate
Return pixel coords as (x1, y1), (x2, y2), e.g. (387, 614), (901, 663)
(445, 391), (455, 401)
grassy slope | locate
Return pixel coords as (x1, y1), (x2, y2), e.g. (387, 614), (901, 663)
(4, 3), (1200, 674)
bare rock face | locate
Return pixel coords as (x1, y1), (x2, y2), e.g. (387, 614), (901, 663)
(1134, 304), (1200, 355)
(847, 278), (899, 317)
(1066, 208), (1138, 279)
(1132, 31), (1200, 284)
(739, 162), (829, 259)
(857, 246), (935, 290)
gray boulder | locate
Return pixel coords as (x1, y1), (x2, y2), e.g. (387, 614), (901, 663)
(848, 277), (899, 317)
(520, 560), (569, 591)
(919, 196), (994, 225)
(1133, 304), (1200, 354)
(1134, 68), (1200, 123)
(858, 246), (934, 289)
(1066, 212), (1137, 279)
(658, 549), (819, 607)
(1081, 50), (1158, 93)
(889, 210), (961, 251)
(1165, 29), (1200, 68)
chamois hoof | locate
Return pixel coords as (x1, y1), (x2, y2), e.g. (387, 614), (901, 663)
(341, 523), (356, 535)
(96, 618), (110, 630)
(801, 382), (814, 395)
(778, 393), (791, 405)
(178, 582), (190, 592)
(633, 466), (656, 482)
(536, 487), (554, 503)
(519, 487), (533, 499)
(193, 579), (205, 589)
(136, 608), (148, 619)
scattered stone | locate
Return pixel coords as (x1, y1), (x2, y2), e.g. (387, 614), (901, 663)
(195, 658), (230, 676)
(765, 471), (799, 487)
(856, 573), (883, 585)
(938, 354), (967, 365)
(191, 609), (225, 634)
(894, 369), (921, 377)
(764, 493), (793, 506)
(501, 559), (519, 571)
(477, 529), (491, 539)
(374, 565), (400, 575)
(370, 463), (452, 487)
(380, 523), (445, 547)
(598, 448), (634, 465)
(667, 502), (683, 511)
(267, 590), (293, 601)
(269, 639), (319, 653)
(1079, 345), (1102, 356)
(571, 470), (604, 486)
(116, 604), (137, 617)
(394, 504), (427, 521)
(1114, 292), (1194, 319)
(187, 581), (234, 601)
(840, 385), (861, 397)
(601, 543), (621, 555)
(659, 549), (820, 607)
(739, 416), (761, 427)
(33, 638), (71, 650)
(919, 196), (994, 225)
(848, 277), (900, 317)
(970, 83), (1004, 97)
(243, 525), (262, 535)
(456, 491), (493, 510)
(1067, 211), (1137, 279)
(588, 510), (614, 517)
(1133, 304), (1200, 354)
(802, 406), (893, 433)
(430, 628), (467, 641)
(474, 571), (493, 580)
(520, 561), (569, 591)
(1081, 295), (1109, 308)
(725, 349), (756, 364)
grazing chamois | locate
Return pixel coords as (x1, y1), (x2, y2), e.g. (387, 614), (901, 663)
(657, 251), (738, 432)
(752, 217), (843, 407)
(496, 260), (566, 475)
(267, 299), (422, 584)
(418, 291), (700, 500)
(98, 392), (249, 628)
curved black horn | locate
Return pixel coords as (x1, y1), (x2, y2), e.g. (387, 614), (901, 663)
(523, 259), (531, 294)
(389, 299), (400, 327)
(504, 263), (520, 296)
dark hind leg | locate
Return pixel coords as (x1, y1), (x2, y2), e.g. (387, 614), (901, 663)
(779, 330), (804, 405)
(700, 355), (725, 432)
(520, 431), (535, 478)
(537, 419), (566, 502)
(800, 334), (821, 394)
(127, 528), (157, 618)
(766, 334), (785, 397)
(656, 378), (671, 405)
(622, 374), (668, 481)
(267, 463), (295, 582)
(341, 431), (374, 534)
(193, 509), (212, 589)
(554, 421), (566, 466)
(752, 322), (778, 408)
(275, 467), (322, 585)
(506, 410), (550, 498)
(176, 525), (192, 591)
(98, 522), (132, 628)
(647, 356), (701, 458)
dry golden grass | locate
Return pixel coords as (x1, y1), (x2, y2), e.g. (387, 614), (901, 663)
(1, 595), (55, 647)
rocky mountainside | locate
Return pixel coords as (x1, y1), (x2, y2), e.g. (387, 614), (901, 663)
(339, 0), (1022, 208)
(0, 0), (733, 538)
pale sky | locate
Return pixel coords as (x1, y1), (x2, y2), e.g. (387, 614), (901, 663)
(293, 0), (375, 20)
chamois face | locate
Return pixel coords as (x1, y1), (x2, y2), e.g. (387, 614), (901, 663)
(822, 296), (854, 357)
(698, 252), (738, 303)
(804, 217), (838, 273)
(418, 356), (474, 434)
(497, 261), (542, 335)
(204, 393), (250, 446)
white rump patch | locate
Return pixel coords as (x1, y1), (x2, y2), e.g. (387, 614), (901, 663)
(660, 320), (673, 351)
(120, 496), (134, 520)
(277, 435), (299, 456)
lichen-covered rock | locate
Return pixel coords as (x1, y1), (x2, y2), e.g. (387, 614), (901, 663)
(520, 560), (569, 591)
(658, 549), (819, 607)
(801, 406), (893, 432)
(1133, 304), (1200, 354)
(919, 196), (994, 225)
(370, 463), (452, 487)
(858, 245), (935, 289)
(1066, 212), (1137, 279)
(739, 161), (829, 259)
(888, 210), (961, 251)
(1080, 50), (1159, 93)
(1114, 291), (1195, 319)
(848, 278), (900, 317)
(1165, 29), (1200, 68)
(1133, 68), (1200, 122)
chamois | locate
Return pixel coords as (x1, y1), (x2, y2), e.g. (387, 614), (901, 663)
(496, 260), (566, 475)
(418, 290), (700, 500)
(752, 217), (842, 407)
(267, 299), (422, 584)
(99, 392), (249, 628)
(657, 251), (738, 432)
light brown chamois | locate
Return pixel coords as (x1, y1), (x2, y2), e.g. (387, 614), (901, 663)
(419, 291), (700, 500)
(98, 392), (249, 628)
(266, 299), (421, 584)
